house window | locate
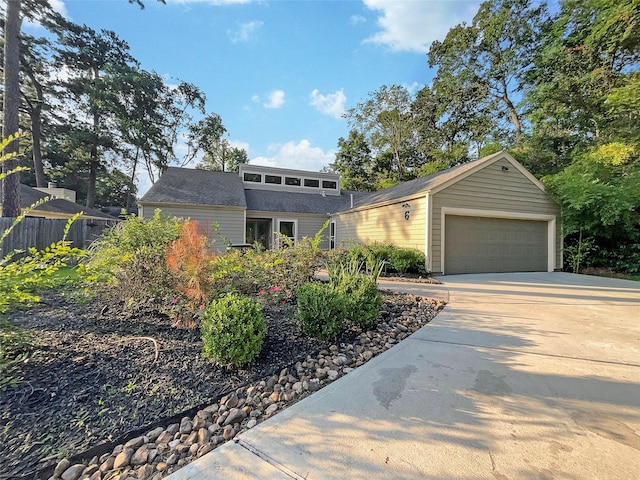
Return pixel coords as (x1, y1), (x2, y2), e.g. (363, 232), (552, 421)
(329, 220), (336, 250)
(304, 179), (320, 188)
(322, 180), (337, 189)
(285, 177), (301, 186)
(265, 175), (282, 184)
(244, 173), (261, 183)
(246, 219), (270, 250)
(276, 219), (297, 247)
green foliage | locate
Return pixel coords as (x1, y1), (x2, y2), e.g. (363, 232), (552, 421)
(295, 282), (345, 341)
(200, 294), (265, 367)
(333, 274), (382, 330)
(0, 214), (86, 314)
(83, 210), (185, 311)
(390, 248), (426, 274)
(329, 241), (426, 275)
(207, 222), (327, 306)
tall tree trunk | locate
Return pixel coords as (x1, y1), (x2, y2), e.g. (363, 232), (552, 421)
(126, 148), (139, 211)
(24, 66), (47, 187)
(87, 148), (98, 209)
(2, 0), (22, 217)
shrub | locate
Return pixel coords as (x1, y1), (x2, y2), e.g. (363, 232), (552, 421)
(83, 210), (185, 311)
(166, 221), (216, 326)
(335, 274), (382, 329)
(295, 282), (345, 341)
(390, 248), (426, 274)
(200, 294), (266, 367)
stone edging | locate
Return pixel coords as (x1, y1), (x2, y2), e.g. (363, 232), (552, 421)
(49, 295), (445, 480)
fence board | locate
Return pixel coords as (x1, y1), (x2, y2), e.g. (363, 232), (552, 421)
(1, 217), (116, 258)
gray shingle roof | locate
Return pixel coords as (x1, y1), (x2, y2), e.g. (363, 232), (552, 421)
(140, 167), (246, 207)
(245, 189), (355, 214)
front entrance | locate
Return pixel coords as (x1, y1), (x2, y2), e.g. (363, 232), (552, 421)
(246, 219), (271, 249)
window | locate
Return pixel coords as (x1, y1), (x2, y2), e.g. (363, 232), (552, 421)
(285, 177), (301, 186)
(322, 180), (337, 189)
(304, 179), (320, 188)
(329, 220), (336, 250)
(243, 173), (261, 183)
(265, 175), (282, 184)
(276, 219), (297, 248)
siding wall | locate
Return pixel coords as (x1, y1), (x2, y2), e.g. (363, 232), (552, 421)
(140, 203), (245, 252)
(334, 197), (426, 251)
(431, 159), (561, 273)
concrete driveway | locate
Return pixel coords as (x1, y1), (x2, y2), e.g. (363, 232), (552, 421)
(169, 272), (640, 480)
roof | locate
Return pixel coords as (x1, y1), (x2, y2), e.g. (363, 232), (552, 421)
(245, 189), (354, 215)
(139, 151), (537, 216)
(0, 184), (115, 219)
(347, 151), (507, 210)
(140, 167), (247, 207)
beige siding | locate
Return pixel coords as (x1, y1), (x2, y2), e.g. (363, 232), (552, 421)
(140, 203), (245, 252)
(334, 196), (425, 251)
(431, 160), (561, 273)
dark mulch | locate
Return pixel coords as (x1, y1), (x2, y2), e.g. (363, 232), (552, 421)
(0, 290), (418, 479)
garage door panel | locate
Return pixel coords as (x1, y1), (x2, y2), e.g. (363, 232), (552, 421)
(445, 216), (547, 274)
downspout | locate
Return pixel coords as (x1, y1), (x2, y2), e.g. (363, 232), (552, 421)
(350, 193), (353, 209)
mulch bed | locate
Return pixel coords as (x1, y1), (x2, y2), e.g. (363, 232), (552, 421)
(0, 289), (426, 479)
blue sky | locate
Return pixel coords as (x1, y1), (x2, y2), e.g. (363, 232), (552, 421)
(34, 0), (484, 194)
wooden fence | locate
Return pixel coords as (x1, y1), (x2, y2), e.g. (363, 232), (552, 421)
(1, 217), (117, 258)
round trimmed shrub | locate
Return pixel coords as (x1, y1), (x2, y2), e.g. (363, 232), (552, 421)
(296, 282), (345, 341)
(200, 293), (266, 367)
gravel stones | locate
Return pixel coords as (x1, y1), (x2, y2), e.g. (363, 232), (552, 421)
(50, 293), (444, 480)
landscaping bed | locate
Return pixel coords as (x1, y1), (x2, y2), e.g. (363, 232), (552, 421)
(0, 289), (444, 480)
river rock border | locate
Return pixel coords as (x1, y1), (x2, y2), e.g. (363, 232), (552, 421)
(50, 294), (444, 480)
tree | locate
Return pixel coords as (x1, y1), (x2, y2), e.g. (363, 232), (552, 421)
(330, 130), (376, 191)
(429, 0), (548, 142)
(2, 0), (22, 217)
(54, 24), (137, 208)
(344, 85), (417, 181)
(195, 139), (248, 172)
(529, 0), (640, 271)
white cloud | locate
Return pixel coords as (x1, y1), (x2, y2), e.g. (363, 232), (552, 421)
(23, 0), (69, 30)
(362, 0), (482, 53)
(350, 14), (367, 25)
(309, 89), (347, 120)
(227, 20), (264, 43)
(263, 90), (286, 109)
(250, 140), (335, 172)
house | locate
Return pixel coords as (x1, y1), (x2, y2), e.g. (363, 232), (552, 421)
(0, 184), (116, 221)
(139, 151), (562, 275)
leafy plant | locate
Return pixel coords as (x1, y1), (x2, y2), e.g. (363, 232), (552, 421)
(328, 258), (383, 329)
(82, 209), (185, 311)
(335, 274), (382, 329)
(295, 282), (345, 341)
(200, 293), (266, 367)
(390, 248), (425, 274)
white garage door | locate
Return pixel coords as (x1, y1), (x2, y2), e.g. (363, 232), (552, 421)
(444, 215), (548, 274)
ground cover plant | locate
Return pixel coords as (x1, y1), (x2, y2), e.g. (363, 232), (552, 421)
(0, 213), (442, 478)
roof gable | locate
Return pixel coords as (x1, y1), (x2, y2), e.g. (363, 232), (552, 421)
(348, 151), (544, 210)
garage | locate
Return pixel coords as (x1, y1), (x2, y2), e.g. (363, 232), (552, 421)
(444, 215), (549, 274)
